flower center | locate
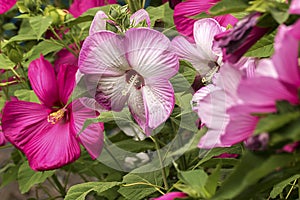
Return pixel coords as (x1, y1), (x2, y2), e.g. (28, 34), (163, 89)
(122, 70), (145, 96)
(47, 108), (66, 124)
(202, 62), (220, 85)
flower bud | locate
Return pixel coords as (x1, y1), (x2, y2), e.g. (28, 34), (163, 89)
(44, 5), (66, 26)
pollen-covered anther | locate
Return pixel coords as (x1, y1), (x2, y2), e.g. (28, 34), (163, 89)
(122, 70), (145, 96)
(47, 108), (66, 124)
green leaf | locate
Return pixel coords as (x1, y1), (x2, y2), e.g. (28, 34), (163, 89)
(0, 53), (15, 70)
(146, 3), (174, 28)
(244, 31), (275, 57)
(18, 161), (55, 194)
(212, 152), (294, 200)
(254, 112), (300, 134)
(14, 89), (39, 103)
(65, 181), (121, 200)
(209, 0), (249, 16)
(270, 174), (300, 198)
(205, 164), (221, 196)
(118, 171), (163, 200)
(0, 164), (19, 189)
(29, 16), (53, 40)
(268, 3), (289, 24)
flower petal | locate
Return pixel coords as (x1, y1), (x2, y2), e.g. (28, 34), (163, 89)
(238, 77), (299, 106)
(130, 9), (151, 27)
(193, 18), (224, 61)
(57, 64), (78, 105)
(0, 0), (16, 14)
(290, 0), (300, 15)
(2, 101), (80, 171)
(255, 59), (278, 78)
(70, 99), (104, 159)
(153, 192), (188, 200)
(198, 129), (231, 149)
(171, 36), (212, 76)
(79, 31), (130, 76)
(272, 23), (300, 86)
(142, 79), (175, 135)
(95, 75), (128, 111)
(89, 11), (108, 35)
(125, 28), (179, 79)
(28, 55), (59, 107)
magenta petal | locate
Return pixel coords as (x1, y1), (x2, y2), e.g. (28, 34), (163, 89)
(130, 9), (151, 27)
(290, 0), (300, 14)
(28, 55), (59, 106)
(0, 129), (7, 146)
(57, 64), (78, 105)
(198, 129), (231, 149)
(70, 99), (104, 159)
(0, 0), (16, 14)
(153, 192), (188, 200)
(272, 24), (300, 86)
(2, 101), (81, 171)
(238, 77), (299, 106)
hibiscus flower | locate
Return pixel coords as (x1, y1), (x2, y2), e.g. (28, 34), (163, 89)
(2, 55), (104, 171)
(0, 0), (16, 14)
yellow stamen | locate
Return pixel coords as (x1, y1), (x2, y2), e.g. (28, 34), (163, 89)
(47, 109), (66, 124)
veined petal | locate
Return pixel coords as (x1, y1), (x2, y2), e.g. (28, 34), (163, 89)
(0, 0), (16, 14)
(171, 36), (212, 76)
(79, 31), (130, 76)
(57, 64), (78, 105)
(128, 89), (148, 135)
(193, 18), (224, 61)
(192, 84), (219, 113)
(89, 11), (108, 35)
(142, 79), (175, 135)
(273, 24), (300, 86)
(70, 99), (104, 159)
(255, 59), (278, 78)
(130, 9), (151, 27)
(28, 55), (59, 107)
(1, 101), (80, 171)
(95, 75), (128, 111)
(125, 28), (179, 79)
(238, 77), (299, 106)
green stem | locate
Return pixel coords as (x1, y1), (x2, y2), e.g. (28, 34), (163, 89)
(286, 179), (297, 199)
(150, 136), (169, 190)
(52, 174), (66, 197)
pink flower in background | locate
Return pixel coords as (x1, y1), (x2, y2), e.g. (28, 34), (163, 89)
(214, 13), (269, 64)
(221, 20), (300, 146)
(0, 0), (16, 14)
(174, 0), (238, 41)
(192, 58), (256, 148)
(153, 192), (188, 200)
(78, 28), (179, 135)
(290, 0), (300, 14)
(2, 55), (104, 171)
(69, 0), (117, 18)
(172, 18), (225, 80)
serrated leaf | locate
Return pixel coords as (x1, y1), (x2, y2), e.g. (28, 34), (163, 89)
(65, 181), (121, 200)
(18, 161), (55, 194)
(0, 53), (15, 70)
(270, 174), (300, 198)
(146, 3), (174, 28)
(254, 112), (300, 134)
(29, 16), (53, 40)
(209, 0), (249, 15)
(244, 31), (275, 58)
(118, 171), (163, 200)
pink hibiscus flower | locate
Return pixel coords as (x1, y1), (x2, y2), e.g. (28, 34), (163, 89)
(172, 18), (225, 81)
(173, 0), (238, 41)
(152, 192), (188, 200)
(2, 55), (104, 171)
(0, 0), (16, 14)
(221, 20), (300, 146)
(69, 0), (117, 18)
(78, 28), (179, 135)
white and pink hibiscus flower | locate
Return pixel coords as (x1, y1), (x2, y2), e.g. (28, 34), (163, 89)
(1, 55), (104, 171)
(173, 0), (238, 41)
(171, 18), (225, 81)
(221, 19), (300, 146)
(69, 0), (117, 18)
(0, 0), (16, 14)
(78, 28), (179, 136)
